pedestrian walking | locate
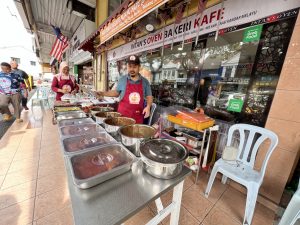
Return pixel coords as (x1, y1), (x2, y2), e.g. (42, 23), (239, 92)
(10, 60), (31, 110)
(0, 62), (24, 122)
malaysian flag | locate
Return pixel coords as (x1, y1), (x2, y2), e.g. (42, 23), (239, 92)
(175, 3), (186, 24)
(197, 0), (208, 15)
(49, 25), (69, 61)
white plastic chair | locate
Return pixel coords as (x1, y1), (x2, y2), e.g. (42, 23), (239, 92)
(205, 124), (278, 225)
(278, 179), (300, 225)
(148, 103), (157, 126)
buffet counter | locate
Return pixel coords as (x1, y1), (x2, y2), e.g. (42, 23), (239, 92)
(54, 104), (191, 225)
(66, 159), (191, 225)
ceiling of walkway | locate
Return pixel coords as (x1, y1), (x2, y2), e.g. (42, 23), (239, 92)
(14, 0), (96, 63)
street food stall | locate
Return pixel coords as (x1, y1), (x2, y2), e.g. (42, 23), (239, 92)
(53, 99), (209, 224)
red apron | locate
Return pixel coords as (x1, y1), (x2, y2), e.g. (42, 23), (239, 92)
(55, 77), (75, 101)
(118, 79), (144, 124)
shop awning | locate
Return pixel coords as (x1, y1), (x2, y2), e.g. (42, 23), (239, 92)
(79, 0), (135, 52)
(78, 31), (99, 52)
(79, 0), (168, 52)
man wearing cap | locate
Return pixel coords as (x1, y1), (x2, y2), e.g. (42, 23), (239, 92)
(97, 55), (153, 124)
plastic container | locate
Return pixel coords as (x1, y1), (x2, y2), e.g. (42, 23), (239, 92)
(167, 115), (214, 131)
(68, 143), (136, 189)
(61, 132), (117, 155)
(59, 123), (105, 138)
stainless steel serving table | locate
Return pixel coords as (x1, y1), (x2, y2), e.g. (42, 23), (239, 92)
(66, 159), (191, 225)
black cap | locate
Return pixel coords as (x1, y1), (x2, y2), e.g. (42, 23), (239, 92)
(127, 55), (140, 65)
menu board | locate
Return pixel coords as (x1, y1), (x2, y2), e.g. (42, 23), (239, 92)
(83, 66), (94, 85)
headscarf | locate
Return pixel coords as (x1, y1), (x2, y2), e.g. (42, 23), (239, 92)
(55, 61), (75, 84)
(59, 61), (69, 75)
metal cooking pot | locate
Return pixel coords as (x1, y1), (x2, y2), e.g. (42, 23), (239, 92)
(118, 124), (156, 157)
(94, 112), (121, 124)
(91, 107), (114, 115)
(103, 117), (136, 135)
(140, 139), (188, 179)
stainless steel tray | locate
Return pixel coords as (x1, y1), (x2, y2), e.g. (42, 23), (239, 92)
(58, 118), (94, 127)
(68, 143), (136, 189)
(55, 110), (83, 115)
(54, 106), (81, 113)
(55, 111), (87, 121)
(61, 132), (117, 155)
(59, 123), (105, 138)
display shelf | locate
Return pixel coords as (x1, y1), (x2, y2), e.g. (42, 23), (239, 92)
(159, 115), (217, 184)
(160, 131), (205, 155)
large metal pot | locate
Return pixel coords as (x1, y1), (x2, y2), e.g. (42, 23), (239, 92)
(118, 124), (156, 157)
(91, 106), (114, 115)
(94, 112), (121, 124)
(140, 139), (188, 179)
(103, 117), (136, 135)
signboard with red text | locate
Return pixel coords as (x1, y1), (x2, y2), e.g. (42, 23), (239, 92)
(107, 0), (299, 61)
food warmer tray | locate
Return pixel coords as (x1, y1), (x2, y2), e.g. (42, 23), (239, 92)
(59, 123), (105, 138)
(58, 118), (94, 127)
(55, 111), (87, 121)
(61, 132), (117, 155)
(54, 106), (81, 113)
(67, 143), (136, 189)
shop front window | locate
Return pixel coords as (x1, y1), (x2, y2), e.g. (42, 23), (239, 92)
(199, 29), (259, 117)
(107, 17), (296, 127)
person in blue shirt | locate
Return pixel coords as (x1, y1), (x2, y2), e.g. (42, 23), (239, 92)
(96, 55), (153, 124)
(0, 62), (24, 122)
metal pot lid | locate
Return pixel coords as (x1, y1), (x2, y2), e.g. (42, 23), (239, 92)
(140, 139), (187, 164)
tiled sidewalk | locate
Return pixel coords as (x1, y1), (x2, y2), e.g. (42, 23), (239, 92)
(0, 104), (276, 225)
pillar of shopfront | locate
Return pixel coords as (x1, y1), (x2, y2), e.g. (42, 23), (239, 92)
(95, 0), (108, 91)
(261, 14), (300, 205)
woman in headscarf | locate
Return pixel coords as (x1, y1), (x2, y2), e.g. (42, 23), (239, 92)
(51, 61), (78, 101)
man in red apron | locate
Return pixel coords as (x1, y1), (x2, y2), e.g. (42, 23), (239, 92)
(97, 55), (153, 124)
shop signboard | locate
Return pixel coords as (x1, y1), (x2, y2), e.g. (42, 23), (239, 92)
(100, 0), (168, 44)
(243, 25), (263, 42)
(107, 0), (299, 61)
(227, 99), (244, 112)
